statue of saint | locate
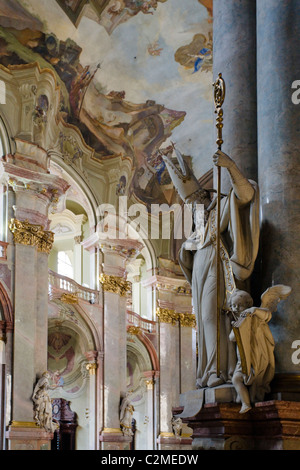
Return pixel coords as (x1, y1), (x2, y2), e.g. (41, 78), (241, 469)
(162, 147), (260, 388)
(120, 392), (135, 436)
(32, 371), (57, 433)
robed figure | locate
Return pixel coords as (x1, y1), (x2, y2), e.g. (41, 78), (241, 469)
(162, 148), (260, 388)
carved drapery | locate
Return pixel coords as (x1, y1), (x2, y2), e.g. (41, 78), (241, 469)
(9, 218), (54, 254)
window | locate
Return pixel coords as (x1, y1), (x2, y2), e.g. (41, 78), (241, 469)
(57, 251), (74, 279)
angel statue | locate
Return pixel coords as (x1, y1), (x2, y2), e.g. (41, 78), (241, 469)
(162, 145), (260, 389)
(32, 371), (57, 433)
(120, 392), (135, 436)
(229, 285), (292, 413)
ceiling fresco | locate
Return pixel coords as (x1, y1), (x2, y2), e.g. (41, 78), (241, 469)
(0, 0), (214, 205)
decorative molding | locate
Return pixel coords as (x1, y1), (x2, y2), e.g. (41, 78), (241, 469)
(60, 293), (79, 304)
(156, 307), (178, 325)
(9, 218), (54, 254)
(127, 326), (141, 336)
(100, 273), (131, 297)
(156, 307), (196, 327)
(86, 363), (97, 375)
(178, 312), (196, 328)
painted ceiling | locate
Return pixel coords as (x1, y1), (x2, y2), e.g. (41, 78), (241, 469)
(0, 0), (214, 205)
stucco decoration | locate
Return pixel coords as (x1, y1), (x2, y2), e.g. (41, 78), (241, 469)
(0, 0), (214, 204)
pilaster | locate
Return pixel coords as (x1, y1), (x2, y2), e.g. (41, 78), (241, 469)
(147, 274), (194, 450)
(1, 138), (69, 449)
(98, 236), (143, 450)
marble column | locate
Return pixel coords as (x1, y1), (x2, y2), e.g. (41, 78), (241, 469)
(213, 0), (257, 192)
(1, 139), (69, 449)
(257, 0), (300, 383)
(98, 237), (143, 450)
(154, 275), (194, 450)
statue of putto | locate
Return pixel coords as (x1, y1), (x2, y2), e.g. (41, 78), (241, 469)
(32, 371), (57, 433)
(162, 146), (260, 389)
(229, 285), (292, 413)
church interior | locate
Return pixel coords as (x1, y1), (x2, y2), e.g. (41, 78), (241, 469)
(0, 0), (299, 452)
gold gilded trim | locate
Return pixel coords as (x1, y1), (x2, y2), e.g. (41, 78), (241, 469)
(156, 308), (178, 325)
(100, 273), (131, 297)
(9, 219), (54, 255)
(156, 308), (196, 327)
(11, 421), (39, 428)
(102, 427), (123, 434)
(86, 363), (97, 375)
(60, 293), (78, 304)
(127, 326), (141, 335)
(159, 432), (175, 438)
(178, 313), (196, 328)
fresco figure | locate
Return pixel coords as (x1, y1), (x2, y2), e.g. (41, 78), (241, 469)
(162, 147), (260, 388)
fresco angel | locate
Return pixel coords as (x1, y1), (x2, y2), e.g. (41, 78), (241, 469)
(229, 285), (292, 413)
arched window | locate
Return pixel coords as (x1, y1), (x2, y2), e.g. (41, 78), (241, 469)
(57, 251), (74, 279)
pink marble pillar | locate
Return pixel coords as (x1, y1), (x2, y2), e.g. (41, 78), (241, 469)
(1, 139), (69, 449)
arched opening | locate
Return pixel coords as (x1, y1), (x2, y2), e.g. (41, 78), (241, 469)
(47, 309), (98, 451)
(126, 333), (158, 450)
(48, 160), (99, 291)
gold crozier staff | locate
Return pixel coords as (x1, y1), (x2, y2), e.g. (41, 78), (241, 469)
(213, 73), (226, 377)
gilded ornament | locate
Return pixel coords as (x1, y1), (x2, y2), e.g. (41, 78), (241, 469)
(60, 293), (78, 304)
(127, 326), (141, 335)
(178, 312), (196, 328)
(156, 307), (178, 325)
(9, 218), (54, 254)
(86, 362), (97, 375)
(99, 273), (131, 297)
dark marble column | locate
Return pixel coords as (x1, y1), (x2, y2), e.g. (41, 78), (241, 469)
(257, 0), (300, 378)
(213, 0), (257, 193)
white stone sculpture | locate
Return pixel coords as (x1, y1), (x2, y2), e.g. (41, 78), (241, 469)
(229, 285), (292, 413)
(32, 371), (57, 433)
(171, 416), (182, 437)
(120, 392), (135, 436)
(162, 146), (260, 388)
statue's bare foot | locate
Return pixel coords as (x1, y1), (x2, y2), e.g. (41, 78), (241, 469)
(207, 374), (225, 388)
(239, 403), (251, 414)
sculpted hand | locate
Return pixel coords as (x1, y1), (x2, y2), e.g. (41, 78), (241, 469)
(213, 150), (234, 168)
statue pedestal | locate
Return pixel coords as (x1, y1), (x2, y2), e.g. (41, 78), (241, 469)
(173, 399), (300, 450)
(157, 434), (193, 451)
(99, 430), (132, 450)
(6, 423), (53, 450)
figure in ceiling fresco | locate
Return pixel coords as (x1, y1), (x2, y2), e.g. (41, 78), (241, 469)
(175, 32), (213, 74)
(0, 0), (208, 207)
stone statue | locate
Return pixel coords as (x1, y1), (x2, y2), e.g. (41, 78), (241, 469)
(162, 147), (260, 389)
(229, 285), (292, 413)
(32, 371), (57, 433)
(120, 392), (135, 436)
(171, 416), (182, 437)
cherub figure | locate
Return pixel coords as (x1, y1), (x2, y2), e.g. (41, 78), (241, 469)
(229, 285), (292, 414)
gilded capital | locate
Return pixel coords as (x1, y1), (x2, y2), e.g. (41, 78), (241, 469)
(9, 218), (54, 254)
(99, 273), (131, 297)
(178, 312), (196, 328)
(156, 307), (178, 325)
(86, 362), (97, 375)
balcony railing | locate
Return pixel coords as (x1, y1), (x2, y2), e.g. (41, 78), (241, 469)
(48, 269), (157, 334)
(127, 310), (156, 334)
(48, 269), (101, 304)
